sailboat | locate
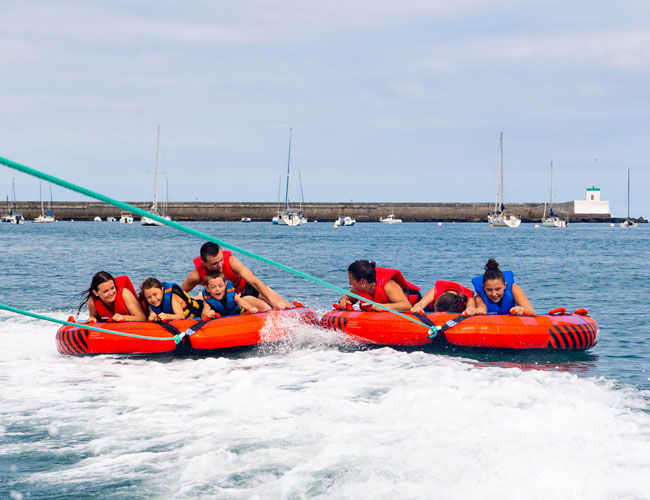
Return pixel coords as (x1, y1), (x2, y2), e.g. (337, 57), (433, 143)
(141, 126), (172, 226)
(620, 169), (637, 228)
(542, 161), (567, 228)
(34, 182), (56, 223)
(488, 133), (520, 228)
(275, 128), (303, 226)
(1, 179), (24, 224)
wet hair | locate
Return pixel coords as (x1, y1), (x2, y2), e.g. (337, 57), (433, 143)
(74, 271), (115, 315)
(347, 260), (377, 283)
(483, 258), (506, 284)
(200, 242), (222, 262)
(139, 277), (164, 304)
(205, 270), (226, 285)
(434, 291), (468, 313)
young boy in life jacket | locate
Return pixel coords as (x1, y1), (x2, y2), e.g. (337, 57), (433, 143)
(201, 270), (266, 318)
(139, 277), (203, 321)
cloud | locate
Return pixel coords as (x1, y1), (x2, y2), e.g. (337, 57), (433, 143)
(415, 30), (650, 73)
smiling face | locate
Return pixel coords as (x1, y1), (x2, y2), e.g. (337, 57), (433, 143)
(144, 286), (164, 307)
(94, 280), (117, 305)
(206, 276), (227, 300)
(483, 278), (506, 303)
(202, 251), (224, 272)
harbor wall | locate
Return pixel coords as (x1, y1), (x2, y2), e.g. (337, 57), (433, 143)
(6, 201), (637, 223)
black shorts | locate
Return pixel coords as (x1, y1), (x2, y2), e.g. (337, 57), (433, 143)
(241, 282), (259, 298)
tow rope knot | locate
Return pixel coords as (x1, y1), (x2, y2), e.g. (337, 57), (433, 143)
(428, 325), (440, 338)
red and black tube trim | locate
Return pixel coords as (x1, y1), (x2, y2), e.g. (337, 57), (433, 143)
(548, 323), (598, 350)
(320, 315), (348, 331)
(56, 328), (90, 355)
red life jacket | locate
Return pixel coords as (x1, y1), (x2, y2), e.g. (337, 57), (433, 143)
(425, 280), (474, 312)
(433, 280), (474, 301)
(357, 267), (420, 311)
(193, 250), (246, 294)
(92, 275), (139, 321)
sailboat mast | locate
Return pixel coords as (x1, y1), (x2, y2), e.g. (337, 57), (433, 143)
(39, 181), (44, 216)
(550, 160), (553, 208)
(48, 183), (53, 217)
(627, 168), (631, 219)
(152, 125), (160, 213)
(11, 178), (16, 214)
(284, 128), (292, 211)
(495, 132), (504, 213)
(298, 169), (305, 211)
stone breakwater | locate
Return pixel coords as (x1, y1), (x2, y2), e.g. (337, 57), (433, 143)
(8, 201), (641, 223)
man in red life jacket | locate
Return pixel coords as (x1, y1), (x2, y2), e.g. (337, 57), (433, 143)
(181, 242), (292, 310)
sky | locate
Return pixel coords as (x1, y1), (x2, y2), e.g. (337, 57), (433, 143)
(1, 0), (649, 217)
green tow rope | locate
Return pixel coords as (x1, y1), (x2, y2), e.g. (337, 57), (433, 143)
(0, 303), (184, 344)
(0, 155), (438, 337)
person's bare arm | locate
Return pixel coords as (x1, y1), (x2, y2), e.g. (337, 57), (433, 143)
(180, 269), (201, 293)
(230, 256), (291, 308)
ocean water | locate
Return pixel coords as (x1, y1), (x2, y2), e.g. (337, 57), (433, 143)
(1, 221), (649, 499)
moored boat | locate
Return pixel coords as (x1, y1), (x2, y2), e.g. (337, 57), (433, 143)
(57, 305), (319, 356)
(320, 307), (598, 350)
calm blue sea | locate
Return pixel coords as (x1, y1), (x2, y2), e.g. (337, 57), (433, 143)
(1, 221), (649, 499)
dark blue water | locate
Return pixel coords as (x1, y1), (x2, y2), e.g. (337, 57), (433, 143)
(2, 221), (650, 500)
(1, 221), (648, 390)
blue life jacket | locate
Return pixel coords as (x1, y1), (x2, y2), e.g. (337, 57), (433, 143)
(149, 281), (203, 318)
(201, 280), (243, 316)
(471, 270), (515, 314)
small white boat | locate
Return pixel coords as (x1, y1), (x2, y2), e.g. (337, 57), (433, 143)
(379, 212), (402, 224)
(34, 182), (56, 223)
(488, 133), (520, 228)
(274, 129), (305, 227)
(620, 169), (637, 228)
(278, 209), (303, 226)
(542, 161), (567, 228)
(241, 217), (252, 223)
(334, 216), (356, 228)
(106, 216), (117, 222)
(2, 179), (24, 224)
(119, 212), (134, 224)
(93, 216), (103, 222)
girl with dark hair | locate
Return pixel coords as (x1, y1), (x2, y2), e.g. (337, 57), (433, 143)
(140, 277), (203, 321)
(78, 271), (146, 323)
(470, 259), (535, 315)
(410, 280), (476, 314)
(337, 260), (421, 312)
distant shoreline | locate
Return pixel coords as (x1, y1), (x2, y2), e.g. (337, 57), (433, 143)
(5, 201), (645, 223)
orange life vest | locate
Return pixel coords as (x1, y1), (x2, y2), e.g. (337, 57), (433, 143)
(357, 267), (420, 310)
(92, 275), (138, 321)
(193, 250), (246, 294)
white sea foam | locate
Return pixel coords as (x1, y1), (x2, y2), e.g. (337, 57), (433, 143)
(1, 311), (649, 499)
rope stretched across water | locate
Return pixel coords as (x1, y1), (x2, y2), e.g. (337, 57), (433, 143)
(0, 303), (184, 344)
(0, 155), (438, 337)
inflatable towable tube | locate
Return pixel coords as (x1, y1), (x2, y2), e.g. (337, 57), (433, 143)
(320, 307), (598, 350)
(56, 305), (319, 356)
